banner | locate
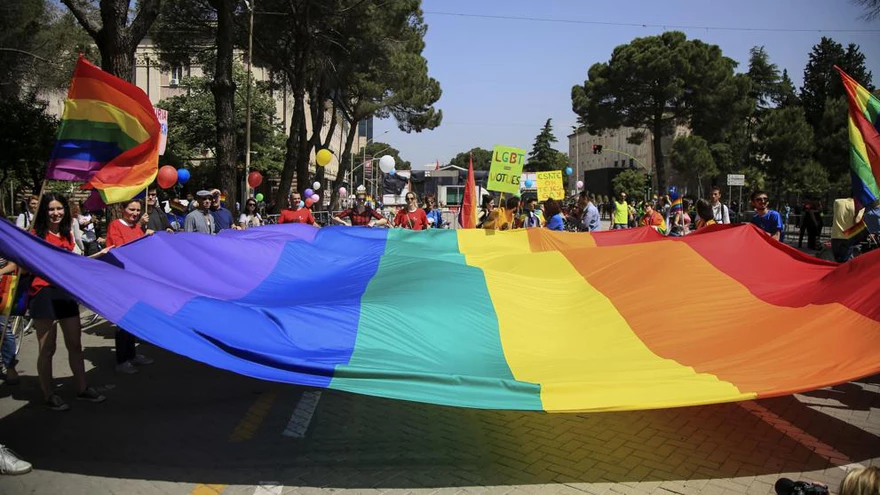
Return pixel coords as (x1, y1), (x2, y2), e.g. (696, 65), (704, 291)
(487, 145), (526, 194)
(536, 170), (565, 201)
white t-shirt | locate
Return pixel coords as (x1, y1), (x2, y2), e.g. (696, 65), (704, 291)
(238, 213), (262, 228)
(15, 212), (34, 230)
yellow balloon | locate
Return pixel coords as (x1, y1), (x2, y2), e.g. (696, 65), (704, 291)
(316, 149), (333, 167)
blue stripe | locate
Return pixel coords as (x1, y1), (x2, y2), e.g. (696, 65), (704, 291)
(50, 139), (123, 162)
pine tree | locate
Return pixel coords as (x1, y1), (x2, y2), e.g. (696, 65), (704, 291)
(526, 118), (562, 172)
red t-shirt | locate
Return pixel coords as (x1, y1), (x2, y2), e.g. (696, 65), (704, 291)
(30, 230), (75, 295)
(279, 208), (315, 225)
(394, 208), (429, 230)
(106, 219), (145, 247)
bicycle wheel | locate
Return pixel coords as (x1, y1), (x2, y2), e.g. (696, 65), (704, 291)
(9, 315), (28, 357)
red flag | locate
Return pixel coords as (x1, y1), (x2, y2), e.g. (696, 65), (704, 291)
(458, 154), (477, 228)
(435, 159), (441, 171)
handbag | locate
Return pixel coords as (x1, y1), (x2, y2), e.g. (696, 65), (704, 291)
(0, 270), (33, 317)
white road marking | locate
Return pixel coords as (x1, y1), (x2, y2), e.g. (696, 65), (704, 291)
(282, 390), (322, 438)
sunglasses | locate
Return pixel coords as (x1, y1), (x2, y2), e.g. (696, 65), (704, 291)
(756, 197), (769, 202)
(406, 196), (415, 201)
(247, 203), (256, 207)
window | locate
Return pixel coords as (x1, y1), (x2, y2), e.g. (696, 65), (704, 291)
(170, 66), (184, 85)
(446, 186), (463, 206)
(614, 160), (618, 168)
(630, 158), (635, 168)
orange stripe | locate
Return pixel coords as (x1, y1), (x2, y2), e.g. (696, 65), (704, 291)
(70, 77), (158, 133)
(528, 231), (880, 397)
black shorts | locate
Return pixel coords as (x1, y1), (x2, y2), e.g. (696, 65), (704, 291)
(29, 286), (80, 320)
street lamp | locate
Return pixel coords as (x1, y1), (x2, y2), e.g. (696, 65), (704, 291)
(242, 0), (255, 208)
(350, 129), (390, 197)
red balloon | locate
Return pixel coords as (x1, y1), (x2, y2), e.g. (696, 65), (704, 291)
(157, 165), (177, 189)
(248, 171), (263, 189)
(305, 198), (313, 207)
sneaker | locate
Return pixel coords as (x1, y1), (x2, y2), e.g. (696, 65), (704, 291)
(76, 387), (106, 403)
(115, 361), (138, 374)
(46, 395), (70, 412)
(130, 354), (154, 366)
(0, 444), (32, 475)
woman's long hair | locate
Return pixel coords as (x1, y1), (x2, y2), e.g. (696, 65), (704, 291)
(33, 193), (72, 240)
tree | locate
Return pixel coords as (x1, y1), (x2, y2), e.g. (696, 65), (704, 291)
(0, 93), (58, 193)
(855, 0), (880, 20)
(156, 64), (286, 178)
(0, 1), (96, 99)
(449, 148), (492, 171)
(756, 106), (815, 198)
(526, 119), (564, 172)
(774, 70), (800, 108)
(153, 0), (241, 212)
(669, 135), (718, 197)
(60, 0), (161, 80)
(747, 46), (780, 114)
(252, 0), (442, 212)
(800, 37), (873, 130)
(572, 31), (743, 190)
(611, 169), (647, 197)
(815, 96), (850, 182)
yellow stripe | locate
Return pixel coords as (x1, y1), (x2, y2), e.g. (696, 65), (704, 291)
(62, 99), (150, 143)
(850, 116), (870, 164)
(457, 230), (752, 412)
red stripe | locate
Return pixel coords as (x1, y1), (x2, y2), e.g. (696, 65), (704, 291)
(684, 224), (880, 322)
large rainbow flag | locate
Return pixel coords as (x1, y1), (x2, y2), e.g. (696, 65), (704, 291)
(46, 56), (160, 204)
(0, 221), (878, 412)
(836, 66), (880, 210)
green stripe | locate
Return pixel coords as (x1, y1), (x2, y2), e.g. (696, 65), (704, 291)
(57, 120), (139, 150)
(329, 229), (542, 410)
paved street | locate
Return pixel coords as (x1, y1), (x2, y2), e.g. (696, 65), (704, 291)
(0, 316), (877, 495)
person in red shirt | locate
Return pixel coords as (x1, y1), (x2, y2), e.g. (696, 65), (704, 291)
(394, 192), (429, 230)
(29, 193), (107, 411)
(278, 192), (319, 226)
(105, 198), (153, 248)
(104, 198), (156, 374)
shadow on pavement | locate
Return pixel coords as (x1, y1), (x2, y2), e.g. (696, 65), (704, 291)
(0, 321), (877, 490)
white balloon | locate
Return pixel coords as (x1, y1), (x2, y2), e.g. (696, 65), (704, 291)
(313, 181), (321, 190)
(378, 155), (395, 174)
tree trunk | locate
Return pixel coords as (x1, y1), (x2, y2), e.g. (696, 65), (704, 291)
(329, 120), (359, 210)
(652, 118), (667, 191)
(210, 0), (238, 215)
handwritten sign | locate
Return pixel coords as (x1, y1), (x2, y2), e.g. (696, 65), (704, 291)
(487, 145), (526, 194)
(537, 170), (564, 201)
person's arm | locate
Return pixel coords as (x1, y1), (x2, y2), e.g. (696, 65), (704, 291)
(331, 209), (350, 225)
(370, 209), (388, 227)
(184, 214), (197, 233)
(722, 205), (730, 224)
(15, 214), (25, 229)
(772, 212), (783, 240)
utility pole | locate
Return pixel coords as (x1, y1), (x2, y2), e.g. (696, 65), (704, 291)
(243, 0), (255, 206)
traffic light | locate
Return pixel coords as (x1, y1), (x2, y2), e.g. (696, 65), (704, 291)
(592, 144), (603, 154)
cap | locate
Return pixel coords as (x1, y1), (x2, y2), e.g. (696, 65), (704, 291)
(356, 185), (366, 193)
(196, 190), (212, 198)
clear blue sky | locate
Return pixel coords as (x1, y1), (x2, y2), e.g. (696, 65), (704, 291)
(375, 0), (880, 169)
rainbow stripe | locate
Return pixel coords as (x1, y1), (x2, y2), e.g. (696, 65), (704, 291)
(670, 193), (683, 212)
(47, 56), (160, 204)
(836, 66), (880, 209)
(1, 222), (878, 412)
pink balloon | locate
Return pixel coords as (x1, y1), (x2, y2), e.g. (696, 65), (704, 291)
(576, 180), (584, 189)
(311, 194), (320, 203)
(338, 187), (347, 196)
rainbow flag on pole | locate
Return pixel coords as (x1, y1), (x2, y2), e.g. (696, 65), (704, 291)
(836, 66), (880, 210)
(458, 154), (477, 228)
(46, 55), (160, 204)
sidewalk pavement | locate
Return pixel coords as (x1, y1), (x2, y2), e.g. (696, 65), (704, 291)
(0, 302), (877, 494)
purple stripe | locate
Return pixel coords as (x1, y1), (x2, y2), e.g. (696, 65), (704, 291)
(0, 221), (318, 321)
(45, 157), (106, 181)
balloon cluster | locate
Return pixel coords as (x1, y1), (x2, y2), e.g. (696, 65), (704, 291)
(158, 165), (191, 189)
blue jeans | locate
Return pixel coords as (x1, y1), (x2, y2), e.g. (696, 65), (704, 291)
(613, 223), (628, 230)
(0, 315), (17, 369)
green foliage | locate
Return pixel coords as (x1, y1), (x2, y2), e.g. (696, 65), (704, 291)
(775, 70), (799, 108)
(449, 148), (493, 171)
(364, 142), (410, 171)
(670, 135), (718, 182)
(756, 106), (815, 197)
(611, 169), (647, 197)
(0, 0), (96, 98)
(815, 96), (849, 182)
(526, 119), (565, 172)
(572, 31), (744, 189)
(800, 37), (873, 130)
(156, 63), (286, 177)
(0, 93), (58, 192)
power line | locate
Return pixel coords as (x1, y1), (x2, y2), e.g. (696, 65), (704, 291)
(423, 10), (880, 34)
